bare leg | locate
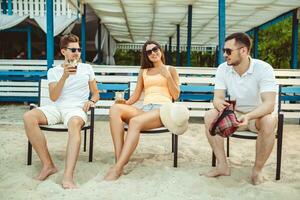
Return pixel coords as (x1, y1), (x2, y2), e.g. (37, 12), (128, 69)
(104, 109), (163, 181)
(251, 114), (276, 185)
(62, 117), (84, 189)
(23, 109), (58, 180)
(109, 104), (143, 162)
(203, 109), (230, 177)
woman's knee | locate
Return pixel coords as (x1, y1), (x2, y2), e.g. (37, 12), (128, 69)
(109, 104), (123, 118)
(128, 116), (142, 131)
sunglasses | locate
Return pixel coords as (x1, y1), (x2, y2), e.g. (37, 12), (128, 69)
(66, 47), (82, 53)
(222, 47), (244, 55)
(146, 46), (160, 56)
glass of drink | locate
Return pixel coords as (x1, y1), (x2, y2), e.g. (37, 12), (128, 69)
(114, 91), (126, 104)
(68, 59), (78, 74)
(226, 97), (236, 110)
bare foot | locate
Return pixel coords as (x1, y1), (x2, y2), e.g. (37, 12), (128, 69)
(62, 177), (78, 189)
(251, 168), (264, 185)
(203, 166), (231, 177)
(104, 167), (123, 181)
(35, 166), (58, 181)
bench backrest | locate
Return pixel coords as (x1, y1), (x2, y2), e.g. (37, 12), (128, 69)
(39, 79), (54, 107)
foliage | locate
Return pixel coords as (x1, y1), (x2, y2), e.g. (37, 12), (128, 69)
(255, 17), (299, 69)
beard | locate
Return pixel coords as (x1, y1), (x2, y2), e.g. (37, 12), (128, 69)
(225, 53), (242, 66)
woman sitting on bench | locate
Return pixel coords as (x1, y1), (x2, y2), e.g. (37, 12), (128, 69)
(104, 40), (180, 181)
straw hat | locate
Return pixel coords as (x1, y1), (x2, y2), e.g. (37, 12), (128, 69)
(159, 103), (190, 135)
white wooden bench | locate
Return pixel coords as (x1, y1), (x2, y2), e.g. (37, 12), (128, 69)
(0, 59), (63, 103)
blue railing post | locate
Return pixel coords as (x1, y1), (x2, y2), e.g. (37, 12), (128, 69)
(218, 0), (226, 65)
(8, 0), (12, 15)
(27, 25), (32, 59)
(253, 27), (259, 58)
(46, 0), (54, 69)
(176, 24), (180, 66)
(81, 4), (86, 63)
(186, 4), (192, 66)
(291, 9), (299, 69)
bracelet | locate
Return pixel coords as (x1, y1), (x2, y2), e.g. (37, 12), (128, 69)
(89, 99), (96, 103)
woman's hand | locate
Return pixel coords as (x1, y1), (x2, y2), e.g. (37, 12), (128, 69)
(115, 99), (127, 104)
(159, 66), (171, 78)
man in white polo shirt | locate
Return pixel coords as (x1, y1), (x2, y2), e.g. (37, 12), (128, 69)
(203, 32), (277, 185)
(23, 34), (99, 189)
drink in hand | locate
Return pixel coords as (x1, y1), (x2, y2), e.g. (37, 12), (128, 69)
(115, 91), (126, 104)
(68, 59), (78, 74)
(226, 99), (236, 110)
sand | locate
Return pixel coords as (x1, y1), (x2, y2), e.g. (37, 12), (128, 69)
(0, 104), (299, 200)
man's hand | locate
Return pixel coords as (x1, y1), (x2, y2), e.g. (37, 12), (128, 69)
(159, 66), (171, 78)
(62, 62), (77, 78)
(237, 114), (250, 127)
(213, 99), (230, 112)
(83, 100), (95, 112)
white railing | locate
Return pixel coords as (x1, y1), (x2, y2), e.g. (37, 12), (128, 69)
(117, 43), (216, 52)
(1, 0), (81, 18)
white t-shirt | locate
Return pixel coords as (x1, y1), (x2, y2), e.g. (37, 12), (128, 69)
(214, 57), (277, 113)
(47, 63), (96, 108)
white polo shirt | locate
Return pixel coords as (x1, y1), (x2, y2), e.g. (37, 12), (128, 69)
(47, 63), (96, 108)
(214, 57), (277, 113)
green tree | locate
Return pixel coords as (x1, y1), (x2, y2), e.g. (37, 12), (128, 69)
(254, 17), (299, 69)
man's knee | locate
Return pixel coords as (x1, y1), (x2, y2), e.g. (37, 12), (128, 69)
(204, 109), (218, 125)
(23, 110), (38, 125)
(68, 117), (84, 131)
(258, 114), (277, 134)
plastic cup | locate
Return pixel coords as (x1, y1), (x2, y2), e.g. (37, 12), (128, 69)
(115, 91), (126, 104)
(226, 98), (236, 110)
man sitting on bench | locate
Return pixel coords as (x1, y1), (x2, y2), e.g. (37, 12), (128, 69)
(23, 34), (99, 189)
(203, 32), (277, 185)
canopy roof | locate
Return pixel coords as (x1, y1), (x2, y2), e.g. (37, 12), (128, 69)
(85, 0), (299, 45)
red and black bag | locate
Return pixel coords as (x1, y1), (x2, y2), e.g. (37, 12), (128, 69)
(209, 104), (240, 137)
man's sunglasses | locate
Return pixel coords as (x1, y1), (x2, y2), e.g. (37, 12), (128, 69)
(222, 47), (244, 55)
(66, 48), (82, 53)
(146, 46), (160, 56)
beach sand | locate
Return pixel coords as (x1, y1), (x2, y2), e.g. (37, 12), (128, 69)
(0, 104), (299, 200)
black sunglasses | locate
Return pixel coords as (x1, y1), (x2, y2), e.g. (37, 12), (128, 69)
(66, 47), (82, 53)
(146, 46), (160, 56)
(222, 47), (244, 55)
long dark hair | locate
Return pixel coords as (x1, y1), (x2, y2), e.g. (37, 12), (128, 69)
(140, 40), (165, 69)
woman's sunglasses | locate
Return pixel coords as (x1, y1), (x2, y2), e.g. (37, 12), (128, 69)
(222, 47), (244, 55)
(66, 48), (82, 53)
(146, 46), (160, 56)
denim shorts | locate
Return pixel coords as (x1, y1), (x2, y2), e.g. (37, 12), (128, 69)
(141, 103), (162, 112)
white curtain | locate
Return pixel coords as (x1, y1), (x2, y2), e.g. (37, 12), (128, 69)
(108, 36), (117, 65)
(34, 15), (77, 36)
(93, 25), (117, 65)
(0, 14), (28, 30)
